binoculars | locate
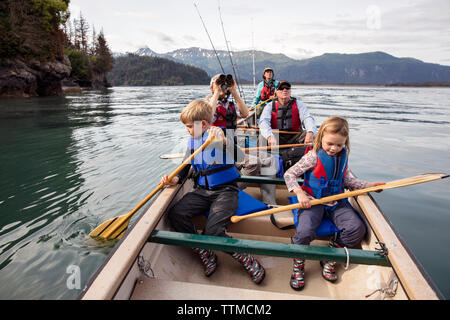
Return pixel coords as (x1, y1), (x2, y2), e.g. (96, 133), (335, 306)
(216, 74), (233, 91)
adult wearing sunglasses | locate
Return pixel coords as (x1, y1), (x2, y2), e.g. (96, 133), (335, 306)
(259, 80), (316, 147)
(256, 80), (317, 204)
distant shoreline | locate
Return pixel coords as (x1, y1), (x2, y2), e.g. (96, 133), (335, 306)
(242, 81), (450, 88)
(109, 82), (450, 88)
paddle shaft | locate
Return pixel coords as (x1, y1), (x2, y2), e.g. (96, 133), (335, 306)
(230, 173), (448, 223)
(238, 127), (300, 135)
(125, 136), (216, 219)
(248, 98), (272, 112)
(95, 136), (217, 239)
(244, 143), (310, 152)
(160, 143), (310, 159)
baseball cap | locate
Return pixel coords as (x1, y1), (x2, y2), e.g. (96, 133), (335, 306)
(276, 80), (291, 90)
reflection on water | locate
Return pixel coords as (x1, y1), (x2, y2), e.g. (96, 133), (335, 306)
(0, 86), (449, 299)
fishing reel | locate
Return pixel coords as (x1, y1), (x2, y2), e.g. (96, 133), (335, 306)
(216, 74), (233, 92)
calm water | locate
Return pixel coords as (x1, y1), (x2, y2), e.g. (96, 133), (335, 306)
(0, 86), (449, 299)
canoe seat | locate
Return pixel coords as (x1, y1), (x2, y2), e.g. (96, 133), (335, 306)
(130, 277), (327, 300)
(287, 196), (340, 237)
(205, 189), (269, 217)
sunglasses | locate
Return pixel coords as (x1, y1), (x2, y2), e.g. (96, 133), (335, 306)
(278, 86), (291, 91)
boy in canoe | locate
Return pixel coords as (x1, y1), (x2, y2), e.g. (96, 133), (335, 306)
(159, 99), (265, 284)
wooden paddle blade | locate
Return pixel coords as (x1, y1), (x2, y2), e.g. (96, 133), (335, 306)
(89, 215), (131, 240)
(159, 153), (185, 159)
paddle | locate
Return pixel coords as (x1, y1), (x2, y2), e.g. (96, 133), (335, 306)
(90, 135), (218, 240)
(230, 173), (449, 223)
(159, 143), (311, 159)
(237, 127), (300, 135)
(248, 98), (272, 112)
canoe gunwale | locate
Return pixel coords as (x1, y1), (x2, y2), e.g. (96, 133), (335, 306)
(354, 193), (443, 299)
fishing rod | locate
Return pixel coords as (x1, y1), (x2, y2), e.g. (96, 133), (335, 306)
(193, 2), (225, 74)
(217, 1), (246, 102)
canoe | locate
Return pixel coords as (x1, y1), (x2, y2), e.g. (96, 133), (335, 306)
(79, 111), (442, 300)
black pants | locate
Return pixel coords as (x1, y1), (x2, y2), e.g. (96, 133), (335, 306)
(168, 185), (239, 238)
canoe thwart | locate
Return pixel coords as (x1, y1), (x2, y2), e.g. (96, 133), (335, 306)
(236, 175), (303, 185)
(148, 230), (391, 267)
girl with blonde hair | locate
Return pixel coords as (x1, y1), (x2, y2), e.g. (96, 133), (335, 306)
(283, 116), (385, 290)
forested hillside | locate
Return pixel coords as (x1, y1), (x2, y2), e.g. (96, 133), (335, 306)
(0, 0), (114, 97)
(109, 55), (210, 86)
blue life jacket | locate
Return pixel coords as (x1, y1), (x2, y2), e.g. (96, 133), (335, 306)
(189, 131), (240, 190)
(302, 147), (348, 201)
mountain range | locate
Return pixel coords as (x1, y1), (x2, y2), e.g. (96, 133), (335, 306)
(113, 47), (450, 85)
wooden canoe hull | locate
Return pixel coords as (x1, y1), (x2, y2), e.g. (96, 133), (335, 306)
(80, 178), (440, 300)
(79, 111), (441, 300)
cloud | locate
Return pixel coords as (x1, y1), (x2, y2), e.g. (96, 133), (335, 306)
(113, 11), (157, 19)
(142, 29), (176, 45)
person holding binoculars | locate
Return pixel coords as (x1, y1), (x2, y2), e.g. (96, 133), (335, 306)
(207, 73), (248, 130)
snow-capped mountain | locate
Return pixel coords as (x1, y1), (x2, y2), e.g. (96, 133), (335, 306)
(112, 47), (450, 84)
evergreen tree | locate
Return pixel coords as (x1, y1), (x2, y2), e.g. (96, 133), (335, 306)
(1, 0), (70, 59)
(77, 12), (89, 54)
(92, 30), (114, 81)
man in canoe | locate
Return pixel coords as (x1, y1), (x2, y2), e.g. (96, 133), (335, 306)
(256, 80), (317, 204)
(252, 67), (279, 117)
(159, 99), (265, 284)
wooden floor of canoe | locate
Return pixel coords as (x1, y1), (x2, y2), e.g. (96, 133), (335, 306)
(132, 278), (328, 300)
(128, 229), (405, 300)
(81, 176), (439, 300)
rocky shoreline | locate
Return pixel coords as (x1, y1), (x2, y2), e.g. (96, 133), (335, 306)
(0, 56), (112, 99)
(0, 56), (73, 98)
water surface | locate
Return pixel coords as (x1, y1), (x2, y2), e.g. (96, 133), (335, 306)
(0, 86), (449, 299)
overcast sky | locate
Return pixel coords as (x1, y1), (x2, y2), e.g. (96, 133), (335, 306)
(69, 0), (450, 65)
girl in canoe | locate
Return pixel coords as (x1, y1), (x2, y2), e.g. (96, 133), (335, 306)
(283, 116), (385, 291)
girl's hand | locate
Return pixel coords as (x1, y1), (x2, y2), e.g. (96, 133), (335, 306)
(159, 174), (179, 186)
(367, 181), (385, 193)
(294, 187), (311, 208)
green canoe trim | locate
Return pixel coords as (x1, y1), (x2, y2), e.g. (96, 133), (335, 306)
(236, 175), (303, 185)
(149, 230), (391, 267)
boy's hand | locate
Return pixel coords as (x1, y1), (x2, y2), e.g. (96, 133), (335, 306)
(267, 135), (277, 147)
(367, 181), (385, 193)
(208, 126), (225, 143)
(159, 174), (179, 186)
(304, 132), (314, 144)
(294, 187), (311, 208)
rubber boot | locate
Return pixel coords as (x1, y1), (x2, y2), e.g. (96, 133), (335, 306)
(193, 248), (217, 277)
(320, 239), (340, 282)
(231, 252), (265, 284)
(290, 258), (305, 290)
